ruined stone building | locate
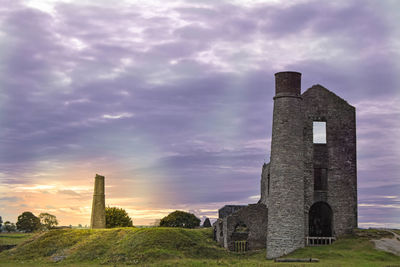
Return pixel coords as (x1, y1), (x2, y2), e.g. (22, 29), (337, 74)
(214, 71), (357, 259)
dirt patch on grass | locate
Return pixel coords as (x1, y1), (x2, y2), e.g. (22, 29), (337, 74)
(373, 231), (400, 256)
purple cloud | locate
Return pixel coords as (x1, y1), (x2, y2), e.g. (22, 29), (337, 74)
(0, 0), (399, 226)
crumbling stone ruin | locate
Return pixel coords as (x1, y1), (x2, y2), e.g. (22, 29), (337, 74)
(214, 204), (268, 251)
(90, 174), (106, 229)
(214, 71), (357, 259)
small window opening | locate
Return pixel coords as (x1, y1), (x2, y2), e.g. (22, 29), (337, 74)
(313, 121), (326, 144)
(314, 168), (328, 191)
(267, 173), (270, 195)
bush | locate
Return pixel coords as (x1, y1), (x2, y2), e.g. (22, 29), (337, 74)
(160, 211), (200, 229)
(16, 212), (41, 232)
(39, 213), (59, 230)
(105, 207), (133, 228)
(3, 221), (17, 232)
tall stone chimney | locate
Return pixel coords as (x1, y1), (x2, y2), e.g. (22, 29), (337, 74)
(90, 174), (106, 229)
(266, 72), (305, 258)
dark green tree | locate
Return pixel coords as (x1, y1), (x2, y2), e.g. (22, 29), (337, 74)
(3, 221), (16, 232)
(203, 218), (211, 227)
(105, 206), (133, 228)
(16, 212), (41, 232)
(39, 213), (58, 230)
(160, 210), (200, 228)
(0, 216), (2, 232)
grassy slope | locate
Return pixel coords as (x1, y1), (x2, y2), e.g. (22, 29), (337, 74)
(0, 228), (231, 266)
(286, 229), (399, 267)
(0, 228), (399, 266)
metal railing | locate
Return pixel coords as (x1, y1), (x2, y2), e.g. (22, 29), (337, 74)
(233, 240), (248, 253)
(306, 236), (336, 246)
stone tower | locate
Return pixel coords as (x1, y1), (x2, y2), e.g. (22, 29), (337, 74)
(90, 174), (106, 229)
(267, 72), (305, 258)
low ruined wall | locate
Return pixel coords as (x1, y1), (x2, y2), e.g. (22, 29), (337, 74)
(224, 204), (268, 250)
(218, 205), (246, 219)
(213, 219), (224, 246)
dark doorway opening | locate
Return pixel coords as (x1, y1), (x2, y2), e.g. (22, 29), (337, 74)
(309, 202), (332, 237)
(231, 222), (249, 242)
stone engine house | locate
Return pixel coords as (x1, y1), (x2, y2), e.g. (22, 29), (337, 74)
(214, 71), (357, 259)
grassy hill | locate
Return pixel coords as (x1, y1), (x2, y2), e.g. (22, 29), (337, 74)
(0, 228), (399, 266)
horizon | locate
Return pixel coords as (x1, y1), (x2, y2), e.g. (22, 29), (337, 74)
(0, 0), (399, 228)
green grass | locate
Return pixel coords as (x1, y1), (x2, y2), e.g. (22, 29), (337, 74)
(0, 228), (399, 266)
(0, 228), (230, 266)
(287, 229), (399, 267)
(0, 233), (34, 246)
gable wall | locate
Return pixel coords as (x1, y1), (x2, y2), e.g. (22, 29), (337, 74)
(302, 85), (357, 236)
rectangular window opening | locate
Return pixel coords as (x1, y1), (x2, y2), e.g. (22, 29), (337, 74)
(314, 168), (327, 191)
(313, 121), (326, 144)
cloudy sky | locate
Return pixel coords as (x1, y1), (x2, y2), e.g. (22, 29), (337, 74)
(0, 0), (399, 227)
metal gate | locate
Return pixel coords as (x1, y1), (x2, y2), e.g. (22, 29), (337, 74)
(306, 236), (336, 246)
(234, 240), (248, 253)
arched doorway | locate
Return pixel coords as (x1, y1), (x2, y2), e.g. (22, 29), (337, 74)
(232, 221), (249, 240)
(231, 222), (249, 252)
(309, 202), (333, 237)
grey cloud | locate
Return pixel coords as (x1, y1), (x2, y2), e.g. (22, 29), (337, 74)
(256, 0), (388, 43)
(359, 184), (400, 198)
(359, 206), (400, 225)
(358, 184), (400, 226)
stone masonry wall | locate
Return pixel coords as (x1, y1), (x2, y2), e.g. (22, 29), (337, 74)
(302, 85), (357, 237)
(224, 204), (268, 251)
(213, 219), (224, 246)
(259, 163), (270, 207)
(267, 72), (305, 259)
(218, 205), (246, 219)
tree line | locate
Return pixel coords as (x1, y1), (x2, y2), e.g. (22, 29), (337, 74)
(0, 207), (211, 232)
(0, 212), (58, 233)
(105, 207), (211, 229)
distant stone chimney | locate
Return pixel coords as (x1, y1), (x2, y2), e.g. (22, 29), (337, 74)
(90, 174), (106, 229)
